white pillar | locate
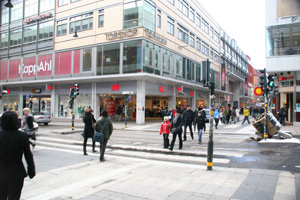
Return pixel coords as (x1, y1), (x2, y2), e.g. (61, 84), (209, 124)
(92, 83), (100, 119)
(19, 87), (23, 115)
(51, 85), (55, 118)
(136, 80), (145, 124)
(168, 86), (176, 110)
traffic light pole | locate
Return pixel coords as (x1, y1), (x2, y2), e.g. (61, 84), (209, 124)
(72, 107), (75, 131)
(207, 82), (215, 170)
(125, 103), (127, 128)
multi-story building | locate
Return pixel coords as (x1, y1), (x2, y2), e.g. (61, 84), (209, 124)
(265, 0), (300, 125)
(0, 0), (253, 124)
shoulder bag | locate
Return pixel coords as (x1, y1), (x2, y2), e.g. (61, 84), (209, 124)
(94, 118), (107, 143)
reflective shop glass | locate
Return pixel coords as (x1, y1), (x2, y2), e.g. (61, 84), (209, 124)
(123, 0), (155, 31)
(123, 40), (143, 73)
(103, 43), (120, 75)
(40, 0), (55, 13)
(83, 48), (92, 72)
(10, 29), (22, 47)
(39, 21), (54, 42)
(143, 40), (160, 75)
(162, 49), (174, 75)
(1, 2), (9, 25)
(11, 1), (23, 22)
(187, 60), (194, 81)
(176, 55), (183, 78)
(25, 0), (38, 17)
(23, 25), (37, 45)
(196, 63), (201, 83)
(266, 23), (300, 56)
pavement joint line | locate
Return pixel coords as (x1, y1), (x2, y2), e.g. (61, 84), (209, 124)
(27, 160), (148, 200)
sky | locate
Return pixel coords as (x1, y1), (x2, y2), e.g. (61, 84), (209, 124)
(198, 0), (266, 69)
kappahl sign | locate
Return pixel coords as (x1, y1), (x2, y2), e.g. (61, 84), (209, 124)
(19, 60), (52, 75)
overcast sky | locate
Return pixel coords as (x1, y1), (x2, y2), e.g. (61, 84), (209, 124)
(198, 0), (266, 69)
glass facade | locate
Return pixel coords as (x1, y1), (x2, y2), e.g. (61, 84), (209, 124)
(25, 0), (38, 18)
(123, 40), (143, 73)
(123, 0), (155, 31)
(266, 23), (300, 56)
(83, 48), (92, 72)
(143, 40), (161, 75)
(23, 25), (37, 46)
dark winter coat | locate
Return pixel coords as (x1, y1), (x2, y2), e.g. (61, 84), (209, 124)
(279, 107), (286, 117)
(194, 115), (206, 130)
(166, 110), (173, 118)
(95, 117), (113, 140)
(170, 115), (183, 134)
(83, 112), (96, 138)
(0, 112), (35, 182)
(183, 110), (194, 124)
(253, 108), (259, 114)
(116, 106), (122, 115)
(259, 108), (265, 114)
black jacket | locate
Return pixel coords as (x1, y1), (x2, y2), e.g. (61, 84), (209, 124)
(0, 113), (35, 182)
(253, 108), (259, 114)
(279, 107), (286, 117)
(83, 112), (96, 138)
(116, 106), (122, 115)
(170, 115), (183, 134)
(183, 110), (194, 124)
(194, 116), (206, 130)
(259, 108), (265, 114)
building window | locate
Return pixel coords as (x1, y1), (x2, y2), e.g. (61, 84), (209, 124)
(178, 0), (188, 17)
(69, 12), (93, 33)
(202, 41), (209, 56)
(162, 49), (174, 75)
(190, 35), (195, 48)
(71, 0), (80, 2)
(123, 40), (142, 74)
(143, 40), (161, 75)
(196, 63), (201, 83)
(187, 60), (194, 81)
(123, 0), (155, 31)
(168, 0), (174, 5)
(11, 2), (23, 22)
(177, 25), (189, 44)
(0, 32), (8, 49)
(98, 9), (104, 27)
(25, 0), (38, 18)
(189, 9), (195, 22)
(58, 0), (68, 7)
(23, 25), (37, 46)
(83, 48), (92, 72)
(176, 55), (183, 78)
(157, 14), (161, 28)
(39, 21), (54, 42)
(202, 18), (209, 34)
(1, 2), (9, 25)
(210, 49), (214, 59)
(196, 40), (201, 51)
(10, 29), (22, 48)
(196, 14), (201, 28)
(102, 43), (120, 75)
(167, 17), (174, 35)
(40, 0), (54, 13)
(57, 20), (67, 36)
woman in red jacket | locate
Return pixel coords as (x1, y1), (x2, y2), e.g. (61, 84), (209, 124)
(160, 116), (171, 149)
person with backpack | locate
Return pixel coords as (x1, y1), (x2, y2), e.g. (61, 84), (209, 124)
(95, 110), (113, 162)
(194, 111), (205, 144)
(160, 116), (171, 148)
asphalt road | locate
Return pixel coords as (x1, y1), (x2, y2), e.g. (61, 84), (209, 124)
(35, 123), (300, 173)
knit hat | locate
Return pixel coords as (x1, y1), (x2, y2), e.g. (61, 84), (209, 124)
(164, 116), (169, 121)
(102, 110), (108, 117)
(1, 111), (19, 131)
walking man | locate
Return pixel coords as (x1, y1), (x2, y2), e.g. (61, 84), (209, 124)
(169, 110), (183, 151)
(182, 105), (194, 141)
(242, 107), (251, 125)
(0, 111), (35, 200)
(278, 104), (287, 126)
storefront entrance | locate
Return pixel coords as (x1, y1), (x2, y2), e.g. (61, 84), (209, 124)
(145, 97), (168, 119)
(23, 96), (51, 114)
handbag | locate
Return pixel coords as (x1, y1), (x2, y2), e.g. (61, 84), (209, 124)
(94, 118), (107, 143)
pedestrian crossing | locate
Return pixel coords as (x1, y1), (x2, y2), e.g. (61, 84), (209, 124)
(34, 136), (248, 166)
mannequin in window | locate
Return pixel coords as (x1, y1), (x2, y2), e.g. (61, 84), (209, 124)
(14, 103), (18, 111)
(3, 104), (8, 112)
(60, 104), (64, 117)
(29, 100), (33, 111)
(41, 99), (46, 111)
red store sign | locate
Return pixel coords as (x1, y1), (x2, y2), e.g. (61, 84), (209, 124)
(278, 76), (294, 81)
(23, 12), (52, 24)
(159, 86), (164, 93)
(111, 84), (120, 91)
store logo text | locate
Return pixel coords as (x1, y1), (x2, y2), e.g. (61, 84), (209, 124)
(19, 60), (52, 75)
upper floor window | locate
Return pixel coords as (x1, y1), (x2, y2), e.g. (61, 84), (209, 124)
(0, 32), (8, 48)
(168, 0), (175, 5)
(167, 17), (174, 35)
(98, 9), (104, 27)
(189, 10), (195, 22)
(23, 25), (37, 46)
(10, 29), (22, 48)
(71, 0), (80, 2)
(58, 0), (68, 7)
(69, 12), (93, 33)
(157, 10), (161, 28)
(196, 38), (201, 51)
(202, 19), (209, 34)
(40, 0), (54, 13)
(25, 0), (38, 17)
(177, 26), (189, 44)
(178, 0), (188, 17)
(11, 2), (23, 22)
(196, 14), (201, 28)
(189, 33), (195, 47)
(202, 41), (209, 56)
(39, 21), (54, 42)
(1, 3), (9, 25)
(57, 19), (67, 36)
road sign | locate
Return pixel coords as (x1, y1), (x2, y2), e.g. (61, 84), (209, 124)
(26, 94), (30, 100)
(254, 87), (263, 96)
(129, 96), (132, 103)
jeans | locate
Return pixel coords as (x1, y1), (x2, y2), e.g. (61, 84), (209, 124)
(184, 123), (194, 140)
(198, 129), (203, 142)
(100, 139), (108, 160)
(231, 116), (236, 124)
(242, 116), (250, 124)
(279, 117), (286, 126)
(163, 134), (169, 148)
(169, 132), (183, 150)
(214, 118), (219, 128)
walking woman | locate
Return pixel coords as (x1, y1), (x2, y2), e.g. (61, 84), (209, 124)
(169, 109), (183, 151)
(160, 116), (171, 148)
(22, 108), (35, 148)
(95, 110), (113, 162)
(83, 108), (96, 155)
(214, 108), (221, 129)
(194, 111), (205, 144)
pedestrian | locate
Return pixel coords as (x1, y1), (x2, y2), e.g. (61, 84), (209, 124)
(169, 109), (183, 151)
(242, 107), (251, 124)
(166, 108), (173, 121)
(231, 107), (236, 124)
(235, 107), (240, 122)
(194, 111), (205, 144)
(95, 110), (113, 162)
(223, 107), (228, 124)
(83, 108), (96, 155)
(213, 107), (221, 129)
(219, 107), (223, 124)
(172, 108), (176, 118)
(259, 106), (265, 115)
(161, 107), (166, 122)
(116, 105), (122, 122)
(0, 111), (35, 200)
(160, 116), (171, 148)
(277, 105), (287, 126)
(227, 107), (231, 124)
(22, 108), (35, 148)
(182, 105), (194, 141)
(253, 106), (259, 119)
(201, 109), (207, 132)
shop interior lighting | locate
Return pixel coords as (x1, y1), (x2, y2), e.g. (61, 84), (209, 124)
(5, 0), (13, 8)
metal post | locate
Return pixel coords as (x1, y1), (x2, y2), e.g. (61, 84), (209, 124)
(207, 82), (214, 170)
(125, 103), (127, 128)
(264, 96), (268, 139)
(72, 108), (75, 130)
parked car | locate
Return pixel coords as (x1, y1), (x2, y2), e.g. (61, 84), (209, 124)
(32, 111), (51, 125)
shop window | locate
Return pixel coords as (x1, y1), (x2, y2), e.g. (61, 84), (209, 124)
(39, 21), (54, 42)
(25, 0), (38, 18)
(123, 40), (142, 74)
(83, 48), (92, 72)
(98, 9), (104, 27)
(143, 40), (160, 75)
(103, 43), (120, 75)
(40, 0), (54, 13)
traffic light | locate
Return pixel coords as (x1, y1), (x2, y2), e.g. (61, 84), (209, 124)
(74, 84), (79, 97)
(268, 74), (275, 90)
(259, 68), (268, 96)
(210, 82), (215, 96)
(202, 59), (211, 86)
(68, 99), (74, 109)
(125, 94), (129, 104)
(273, 85), (279, 97)
(69, 87), (75, 98)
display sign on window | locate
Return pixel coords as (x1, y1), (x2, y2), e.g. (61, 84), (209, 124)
(106, 100), (116, 115)
(221, 64), (226, 91)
